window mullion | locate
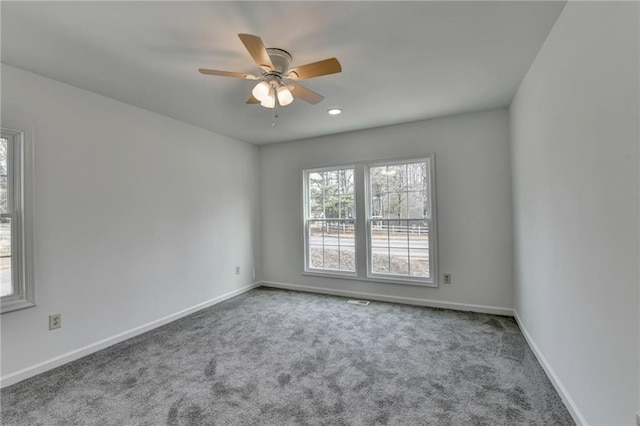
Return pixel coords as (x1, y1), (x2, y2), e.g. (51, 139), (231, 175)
(353, 164), (367, 278)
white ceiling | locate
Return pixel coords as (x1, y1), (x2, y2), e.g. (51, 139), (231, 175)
(1, 1), (565, 145)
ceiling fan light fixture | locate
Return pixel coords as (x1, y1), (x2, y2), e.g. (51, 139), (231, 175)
(260, 91), (276, 109)
(199, 34), (343, 113)
(276, 85), (294, 107)
(252, 81), (271, 101)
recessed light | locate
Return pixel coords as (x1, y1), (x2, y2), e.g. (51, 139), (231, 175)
(327, 108), (342, 115)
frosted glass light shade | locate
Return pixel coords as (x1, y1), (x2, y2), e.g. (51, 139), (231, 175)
(276, 86), (294, 106)
(260, 93), (276, 108)
(252, 81), (270, 101)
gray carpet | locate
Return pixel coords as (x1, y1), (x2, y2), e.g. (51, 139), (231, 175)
(1, 287), (573, 425)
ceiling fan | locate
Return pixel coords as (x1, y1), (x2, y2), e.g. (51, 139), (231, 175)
(199, 34), (342, 109)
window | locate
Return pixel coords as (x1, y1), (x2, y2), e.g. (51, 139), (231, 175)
(303, 156), (437, 286)
(368, 160), (434, 282)
(1, 127), (34, 313)
(304, 167), (356, 274)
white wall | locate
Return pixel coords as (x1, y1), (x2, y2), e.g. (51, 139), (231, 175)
(0, 64), (261, 382)
(510, 2), (639, 424)
(260, 109), (514, 312)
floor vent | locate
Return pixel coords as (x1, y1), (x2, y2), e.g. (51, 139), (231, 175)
(347, 300), (370, 306)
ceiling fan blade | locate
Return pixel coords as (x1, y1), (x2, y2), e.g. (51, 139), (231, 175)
(246, 95), (260, 104)
(238, 33), (274, 70)
(287, 58), (342, 80)
(289, 82), (324, 104)
(199, 69), (257, 79)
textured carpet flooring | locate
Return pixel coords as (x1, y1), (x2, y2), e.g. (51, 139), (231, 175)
(2, 287), (573, 425)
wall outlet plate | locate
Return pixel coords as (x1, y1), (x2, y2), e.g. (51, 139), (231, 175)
(443, 273), (452, 284)
(49, 313), (61, 330)
(235, 266), (240, 275)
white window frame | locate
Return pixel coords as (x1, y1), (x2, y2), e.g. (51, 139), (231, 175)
(301, 155), (438, 287)
(365, 157), (437, 286)
(303, 165), (358, 277)
(1, 125), (35, 313)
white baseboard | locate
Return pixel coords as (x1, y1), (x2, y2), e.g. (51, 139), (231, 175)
(0, 282), (261, 388)
(513, 310), (587, 426)
(260, 280), (514, 316)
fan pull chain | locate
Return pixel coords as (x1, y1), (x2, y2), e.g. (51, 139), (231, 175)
(272, 90), (279, 127)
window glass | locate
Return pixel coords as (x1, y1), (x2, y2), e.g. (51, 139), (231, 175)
(369, 160), (432, 280)
(0, 138), (11, 297)
(0, 138), (8, 215)
(305, 168), (356, 273)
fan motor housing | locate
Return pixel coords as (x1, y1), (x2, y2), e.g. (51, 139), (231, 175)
(266, 48), (292, 74)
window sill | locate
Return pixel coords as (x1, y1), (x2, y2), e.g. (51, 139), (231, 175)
(302, 271), (438, 288)
(1, 298), (36, 314)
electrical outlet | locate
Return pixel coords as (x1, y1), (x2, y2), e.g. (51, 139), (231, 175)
(235, 266), (240, 275)
(443, 273), (452, 284)
(49, 313), (61, 330)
